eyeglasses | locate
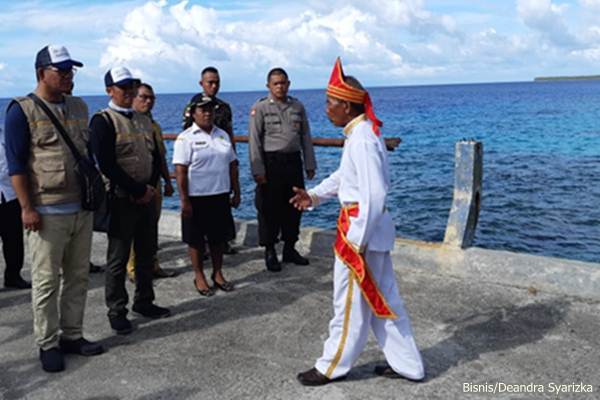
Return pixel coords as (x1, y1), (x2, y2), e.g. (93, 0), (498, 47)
(46, 66), (76, 77)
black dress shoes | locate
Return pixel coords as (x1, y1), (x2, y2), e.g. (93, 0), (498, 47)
(265, 248), (282, 272)
(211, 273), (235, 292)
(4, 276), (31, 289)
(194, 279), (215, 297)
(374, 364), (425, 382)
(40, 347), (64, 373)
(297, 367), (346, 386)
(109, 316), (133, 335)
(282, 246), (309, 265)
(59, 337), (104, 356)
(89, 263), (104, 273)
(132, 303), (171, 319)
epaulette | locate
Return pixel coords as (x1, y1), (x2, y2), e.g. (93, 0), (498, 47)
(257, 96), (269, 103)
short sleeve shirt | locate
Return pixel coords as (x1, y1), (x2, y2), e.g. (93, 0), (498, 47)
(173, 123), (236, 196)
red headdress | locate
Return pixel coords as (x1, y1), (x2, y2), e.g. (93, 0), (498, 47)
(326, 57), (383, 136)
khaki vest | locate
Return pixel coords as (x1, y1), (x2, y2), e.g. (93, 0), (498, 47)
(100, 108), (155, 197)
(14, 95), (88, 206)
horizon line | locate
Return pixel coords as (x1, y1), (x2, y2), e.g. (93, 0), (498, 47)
(2, 78), (597, 100)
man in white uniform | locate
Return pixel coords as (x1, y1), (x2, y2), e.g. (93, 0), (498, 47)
(291, 58), (425, 386)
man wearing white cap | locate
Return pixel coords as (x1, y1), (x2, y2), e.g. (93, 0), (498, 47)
(4, 45), (103, 373)
(90, 66), (171, 336)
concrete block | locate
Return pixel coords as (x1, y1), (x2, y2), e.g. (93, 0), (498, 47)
(444, 140), (483, 248)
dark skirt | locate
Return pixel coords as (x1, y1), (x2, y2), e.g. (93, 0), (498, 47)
(181, 193), (235, 247)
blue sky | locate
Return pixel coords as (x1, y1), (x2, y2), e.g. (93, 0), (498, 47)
(1, 0), (599, 96)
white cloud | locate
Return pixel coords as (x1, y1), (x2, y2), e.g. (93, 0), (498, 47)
(3, 0), (600, 95)
(0, 62), (5, 71)
(580, 0), (600, 10)
(516, 0), (578, 47)
(98, 0), (464, 90)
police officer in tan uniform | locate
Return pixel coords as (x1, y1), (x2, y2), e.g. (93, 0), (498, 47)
(5, 45), (103, 372)
(90, 67), (171, 336)
(249, 68), (316, 272)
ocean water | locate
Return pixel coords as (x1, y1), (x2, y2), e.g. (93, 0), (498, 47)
(1, 81), (599, 263)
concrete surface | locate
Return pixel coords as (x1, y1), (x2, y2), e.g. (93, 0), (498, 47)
(1, 212), (599, 399)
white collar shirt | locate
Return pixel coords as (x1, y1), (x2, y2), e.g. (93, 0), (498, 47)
(172, 123), (237, 196)
(0, 128), (16, 202)
(307, 114), (395, 252)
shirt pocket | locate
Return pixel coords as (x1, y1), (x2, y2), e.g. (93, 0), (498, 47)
(264, 114), (283, 133)
(117, 154), (141, 174)
(290, 112), (303, 134)
(32, 124), (61, 149)
(191, 142), (210, 161)
(214, 136), (232, 152)
(115, 140), (136, 159)
(35, 153), (67, 192)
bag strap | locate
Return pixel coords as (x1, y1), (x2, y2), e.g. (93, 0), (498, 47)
(27, 93), (83, 163)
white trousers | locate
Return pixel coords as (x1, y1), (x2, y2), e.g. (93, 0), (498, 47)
(315, 250), (425, 380)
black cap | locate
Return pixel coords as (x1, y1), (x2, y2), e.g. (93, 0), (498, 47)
(193, 95), (216, 108)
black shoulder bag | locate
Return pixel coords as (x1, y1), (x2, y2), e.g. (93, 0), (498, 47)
(28, 93), (106, 211)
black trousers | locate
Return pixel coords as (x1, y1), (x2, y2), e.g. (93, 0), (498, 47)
(105, 197), (156, 318)
(0, 197), (24, 281)
(255, 152), (304, 247)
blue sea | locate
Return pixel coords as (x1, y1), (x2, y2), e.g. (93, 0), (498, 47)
(1, 81), (599, 263)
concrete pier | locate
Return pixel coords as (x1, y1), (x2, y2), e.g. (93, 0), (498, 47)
(1, 212), (599, 399)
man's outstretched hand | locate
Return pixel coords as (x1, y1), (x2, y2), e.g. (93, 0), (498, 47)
(289, 187), (313, 210)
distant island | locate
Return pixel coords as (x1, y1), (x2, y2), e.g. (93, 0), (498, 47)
(534, 75), (600, 82)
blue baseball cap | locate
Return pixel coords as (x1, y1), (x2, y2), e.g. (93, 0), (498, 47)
(35, 45), (83, 69)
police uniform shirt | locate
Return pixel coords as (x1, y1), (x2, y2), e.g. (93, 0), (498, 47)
(173, 123), (236, 196)
(248, 94), (316, 177)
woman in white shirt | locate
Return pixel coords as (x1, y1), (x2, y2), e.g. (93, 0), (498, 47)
(173, 96), (240, 296)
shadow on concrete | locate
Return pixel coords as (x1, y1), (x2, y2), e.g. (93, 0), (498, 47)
(0, 289), (31, 310)
(134, 387), (198, 400)
(346, 300), (570, 383)
(156, 245), (268, 276)
(98, 265), (331, 351)
(0, 354), (94, 400)
(84, 397), (120, 400)
(420, 299), (570, 380)
(0, 319), (31, 348)
(0, 356), (47, 400)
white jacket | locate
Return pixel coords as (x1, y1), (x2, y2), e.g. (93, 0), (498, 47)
(308, 114), (395, 252)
